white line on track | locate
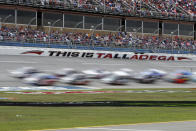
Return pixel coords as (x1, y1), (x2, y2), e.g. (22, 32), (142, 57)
(76, 128), (162, 131)
(161, 66), (196, 68)
(0, 61), (37, 64)
(76, 128), (131, 130)
(76, 128), (108, 130)
(82, 63), (124, 66)
(103, 86), (196, 89)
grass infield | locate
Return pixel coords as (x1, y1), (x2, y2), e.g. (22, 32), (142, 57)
(0, 88), (196, 131)
(1, 106), (196, 131)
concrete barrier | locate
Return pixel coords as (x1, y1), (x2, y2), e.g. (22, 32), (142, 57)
(0, 46), (195, 61)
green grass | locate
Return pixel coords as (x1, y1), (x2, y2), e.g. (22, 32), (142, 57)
(1, 88), (196, 102)
(1, 88), (196, 131)
(0, 106), (196, 131)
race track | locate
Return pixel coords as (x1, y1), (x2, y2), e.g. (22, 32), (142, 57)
(42, 121), (196, 131)
(1, 55), (196, 131)
(0, 55), (196, 88)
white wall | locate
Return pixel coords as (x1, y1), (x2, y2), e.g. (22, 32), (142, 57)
(0, 46), (195, 61)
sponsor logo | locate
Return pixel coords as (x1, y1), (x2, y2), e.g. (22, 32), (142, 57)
(21, 50), (192, 61)
(177, 57), (192, 60)
(48, 51), (94, 58)
(48, 51), (192, 61)
(21, 50), (44, 55)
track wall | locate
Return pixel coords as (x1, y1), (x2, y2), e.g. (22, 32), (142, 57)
(0, 46), (195, 61)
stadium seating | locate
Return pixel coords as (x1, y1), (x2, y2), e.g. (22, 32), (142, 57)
(0, 25), (195, 53)
(0, 0), (195, 54)
(1, 0), (195, 17)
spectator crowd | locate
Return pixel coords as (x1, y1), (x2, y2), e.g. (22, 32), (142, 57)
(0, 25), (195, 52)
(41, 0), (195, 16)
(3, 0), (196, 18)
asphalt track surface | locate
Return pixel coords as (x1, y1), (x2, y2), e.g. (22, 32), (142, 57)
(42, 121), (196, 131)
(1, 55), (196, 88)
(1, 55), (196, 131)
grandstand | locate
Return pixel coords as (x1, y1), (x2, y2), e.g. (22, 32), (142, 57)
(0, 0), (195, 54)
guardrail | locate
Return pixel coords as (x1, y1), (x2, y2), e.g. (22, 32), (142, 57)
(1, 101), (196, 107)
(0, 37), (195, 54)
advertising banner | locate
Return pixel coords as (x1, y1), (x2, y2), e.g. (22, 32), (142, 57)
(0, 46), (194, 61)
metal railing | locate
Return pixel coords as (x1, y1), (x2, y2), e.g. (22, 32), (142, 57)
(0, 36), (195, 54)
